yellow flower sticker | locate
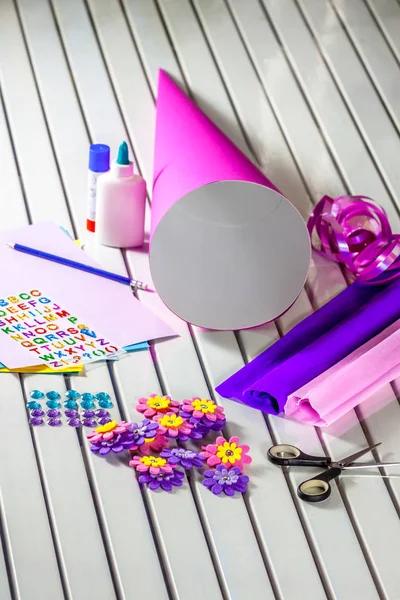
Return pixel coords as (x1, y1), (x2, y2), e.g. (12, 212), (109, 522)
(96, 420), (117, 434)
(147, 395), (171, 410)
(140, 455), (166, 467)
(192, 399), (216, 414)
(159, 414), (184, 428)
(216, 441), (242, 464)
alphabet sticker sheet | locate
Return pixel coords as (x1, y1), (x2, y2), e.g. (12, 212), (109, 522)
(0, 290), (120, 369)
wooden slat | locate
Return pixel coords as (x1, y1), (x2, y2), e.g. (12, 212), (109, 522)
(296, 0), (400, 208)
(227, 0), (377, 203)
(332, 0), (400, 133)
(0, 95), (28, 228)
(124, 0), (250, 159)
(0, 0), (70, 226)
(263, 0), (400, 229)
(15, 0), (89, 233)
(366, 0), (400, 62)
(83, 0), (156, 185)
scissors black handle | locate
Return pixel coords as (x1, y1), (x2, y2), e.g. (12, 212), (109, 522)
(267, 444), (331, 467)
(297, 467), (342, 503)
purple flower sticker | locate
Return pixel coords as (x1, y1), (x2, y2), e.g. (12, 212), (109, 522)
(160, 447), (205, 469)
(202, 465), (249, 496)
(138, 469), (185, 492)
(188, 422), (212, 440)
(127, 419), (159, 446)
(90, 432), (134, 456)
(180, 412), (226, 435)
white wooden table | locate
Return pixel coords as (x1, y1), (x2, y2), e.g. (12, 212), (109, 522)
(0, 0), (400, 598)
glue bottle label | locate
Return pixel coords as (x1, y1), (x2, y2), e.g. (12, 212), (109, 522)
(87, 171), (101, 233)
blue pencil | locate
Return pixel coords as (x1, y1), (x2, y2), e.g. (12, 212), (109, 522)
(8, 242), (151, 292)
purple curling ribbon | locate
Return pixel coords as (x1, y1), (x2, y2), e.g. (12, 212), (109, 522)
(308, 195), (400, 283)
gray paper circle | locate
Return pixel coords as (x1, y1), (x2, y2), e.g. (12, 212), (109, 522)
(150, 181), (310, 330)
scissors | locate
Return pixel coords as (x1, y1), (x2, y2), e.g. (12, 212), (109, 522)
(267, 442), (400, 503)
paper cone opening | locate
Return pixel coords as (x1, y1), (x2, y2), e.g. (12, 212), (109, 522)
(150, 180), (310, 330)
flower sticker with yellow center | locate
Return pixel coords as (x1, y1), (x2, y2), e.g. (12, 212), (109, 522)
(141, 456), (167, 468)
(216, 441), (243, 464)
(129, 453), (173, 475)
(159, 414), (184, 429)
(147, 395), (170, 410)
(96, 420), (117, 434)
(192, 399), (216, 414)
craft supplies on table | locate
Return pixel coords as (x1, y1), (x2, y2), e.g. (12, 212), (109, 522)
(86, 394), (251, 496)
(149, 69), (310, 330)
(285, 317), (400, 426)
(217, 275), (400, 415)
(0, 221), (173, 370)
(96, 141), (146, 248)
(216, 279), (386, 407)
(217, 194), (400, 421)
(267, 443), (400, 503)
(87, 143), (110, 234)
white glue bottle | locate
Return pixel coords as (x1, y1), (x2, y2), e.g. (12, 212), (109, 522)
(96, 141), (146, 248)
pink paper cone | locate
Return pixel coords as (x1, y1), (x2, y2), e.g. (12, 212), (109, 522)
(150, 70), (310, 330)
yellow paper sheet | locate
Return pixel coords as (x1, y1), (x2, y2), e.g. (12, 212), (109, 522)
(0, 364), (83, 374)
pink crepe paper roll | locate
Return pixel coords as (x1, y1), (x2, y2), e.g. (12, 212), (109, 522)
(149, 70), (310, 331)
(285, 318), (400, 426)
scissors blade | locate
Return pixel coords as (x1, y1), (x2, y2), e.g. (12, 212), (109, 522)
(337, 442), (382, 468)
(342, 461), (400, 470)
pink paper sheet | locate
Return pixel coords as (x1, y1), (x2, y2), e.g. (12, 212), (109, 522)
(0, 222), (175, 368)
(285, 318), (400, 426)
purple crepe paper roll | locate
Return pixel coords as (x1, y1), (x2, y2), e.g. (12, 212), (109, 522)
(216, 279), (390, 414)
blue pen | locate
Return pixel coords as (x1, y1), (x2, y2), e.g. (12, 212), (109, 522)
(8, 242), (152, 292)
